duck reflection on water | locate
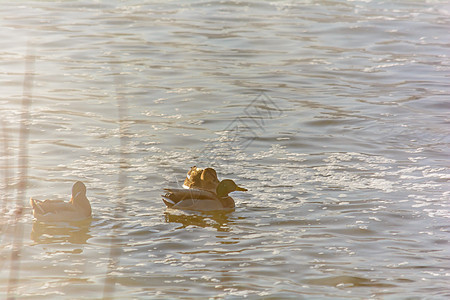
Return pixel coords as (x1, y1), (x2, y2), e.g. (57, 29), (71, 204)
(164, 210), (235, 232)
(31, 218), (92, 245)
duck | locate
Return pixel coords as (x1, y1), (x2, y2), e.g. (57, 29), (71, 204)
(163, 179), (247, 212)
(30, 181), (91, 222)
(182, 166), (220, 193)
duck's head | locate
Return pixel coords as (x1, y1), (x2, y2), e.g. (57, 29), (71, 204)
(216, 179), (247, 198)
(187, 166), (199, 177)
(72, 181), (87, 200)
(187, 166), (202, 182)
(201, 168), (219, 183)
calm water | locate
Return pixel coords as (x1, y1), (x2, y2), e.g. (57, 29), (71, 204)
(1, 0), (449, 299)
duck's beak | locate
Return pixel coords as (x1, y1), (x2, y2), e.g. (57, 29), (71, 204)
(235, 186), (248, 192)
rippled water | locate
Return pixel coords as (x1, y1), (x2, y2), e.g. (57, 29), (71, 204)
(1, 0), (449, 298)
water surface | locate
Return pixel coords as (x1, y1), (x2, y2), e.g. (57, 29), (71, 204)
(1, 0), (449, 299)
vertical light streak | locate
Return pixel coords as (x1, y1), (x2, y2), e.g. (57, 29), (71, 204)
(7, 43), (35, 300)
(1, 120), (9, 212)
(103, 72), (128, 298)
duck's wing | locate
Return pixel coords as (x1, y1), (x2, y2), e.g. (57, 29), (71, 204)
(30, 198), (75, 215)
(162, 188), (216, 207)
(172, 198), (225, 212)
(30, 198), (90, 222)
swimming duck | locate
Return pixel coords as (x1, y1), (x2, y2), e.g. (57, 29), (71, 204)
(182, 166), (220, 193)
(163, 179), (247, 212)
(30, 181), (91, 222)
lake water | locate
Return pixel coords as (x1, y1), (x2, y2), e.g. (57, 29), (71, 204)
(1, 0), (449, 299)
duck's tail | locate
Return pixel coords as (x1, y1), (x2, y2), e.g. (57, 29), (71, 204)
(30, 198), (45, 215)
(161, 191), (176, 208)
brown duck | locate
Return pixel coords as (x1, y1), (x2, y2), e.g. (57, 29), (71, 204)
(163, 179), (247, 212)
(182, 166), (220, 193)
(30, 181), (91, 222)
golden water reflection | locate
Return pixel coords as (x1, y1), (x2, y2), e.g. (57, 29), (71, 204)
(30, 219), (92, 245)
(164, 210), (234, 232)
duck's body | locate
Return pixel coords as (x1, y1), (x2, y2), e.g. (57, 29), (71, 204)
(30, 181), (91, 222)
(182, 166), (219, 193)
(163, 179), (247, 212)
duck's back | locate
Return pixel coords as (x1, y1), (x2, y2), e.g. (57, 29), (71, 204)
(163, 188), (214, 202)
(162, 188), (236, 212)
(30, 198), (91, 222)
